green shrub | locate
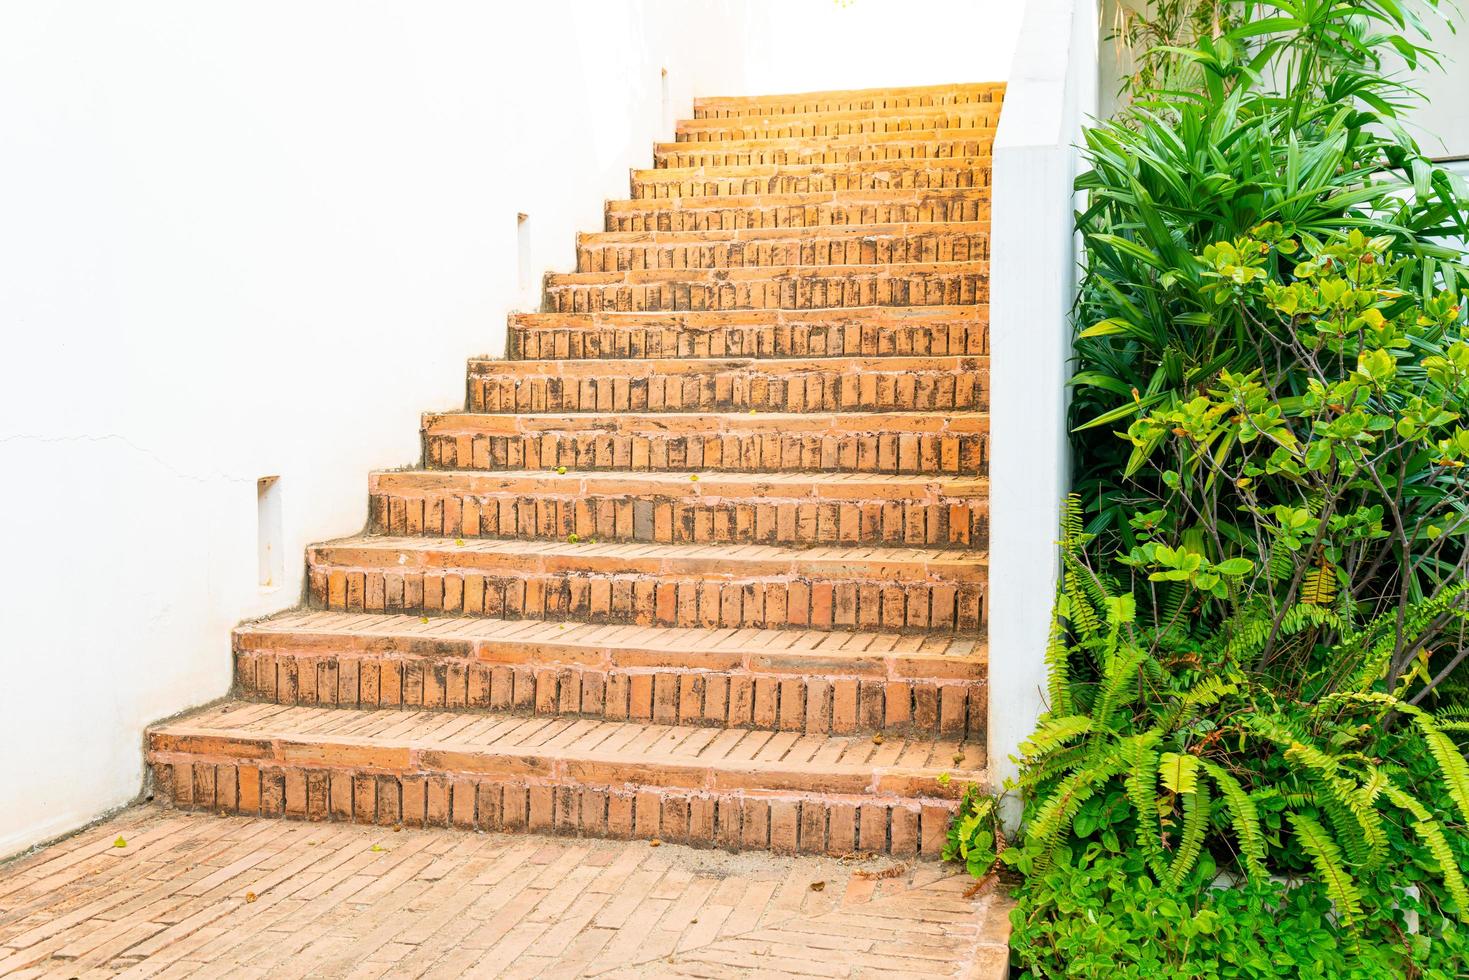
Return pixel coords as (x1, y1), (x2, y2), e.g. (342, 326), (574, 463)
(983, 0), (1469, 975)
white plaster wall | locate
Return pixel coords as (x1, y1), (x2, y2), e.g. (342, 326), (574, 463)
(0, 0), (1022, 857)
(987, 0), (1098, 800)
(1399, 14), (1469, 159)
(736, 0), (1023, 95)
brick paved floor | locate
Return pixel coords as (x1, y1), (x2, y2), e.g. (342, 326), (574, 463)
(0, 807), (1011, 978)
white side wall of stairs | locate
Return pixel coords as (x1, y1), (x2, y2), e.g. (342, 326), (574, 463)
(0, 2), (1025, 857)
(988, 0), (1099, 799)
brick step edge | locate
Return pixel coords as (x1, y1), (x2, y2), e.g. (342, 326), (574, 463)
(464, 358), (989, 414)
(308, 566), (986, 634)
(575, 228), (989, 274)
(235, 647), (985, 739)
(605, 196), (989, 233)
(692, 83), (1004, 118)
(149, 760), (958, 858)
(369, 481), (988, 549)
(506, 309), (989, 360)
(542, 264), (988, 313)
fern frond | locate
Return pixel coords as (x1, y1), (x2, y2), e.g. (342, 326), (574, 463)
(1165, 779), (1210, 887)
(1043, 606), (1074, 716)
(1026, 753), (1124, 871)
(1122, 732), (1167, 877)
(1381, 784), (1469, 923)
(1017, 742), (1093, 786)
(1019, 715), (1093, 760)
(1422, 723), (1469, 827)
(1282, 739), (1386, 869)
(1094, 645), (1148, 729)
(1288, 812), (1365, 934)
(1200, 760), (1267, 882)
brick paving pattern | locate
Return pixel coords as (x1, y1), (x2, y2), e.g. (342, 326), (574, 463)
(0, 808), (1012, 977)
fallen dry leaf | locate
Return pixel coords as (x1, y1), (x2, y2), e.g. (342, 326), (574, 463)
(855, 862), (907, 880)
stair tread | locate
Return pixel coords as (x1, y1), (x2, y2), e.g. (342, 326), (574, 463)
(238, 609), (987, 669)
(314, 535), (987, 571)
(547, 259), (988, 284)
(150, 699), (986, 796)
(634, 156), (992, 182)
(678, 103), (1000, 131)
(424, 409), (990, 430)
(655, 127), (996, 155)
(610, 187), (991, 215)
(468, 354), (985, 373)
(509, 306), (984, 327)
(373, 468), (988, 495)
(694, 82), (1003, 110)
(580, 220), (988, 245)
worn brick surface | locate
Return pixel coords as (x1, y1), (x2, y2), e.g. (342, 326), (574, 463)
(0, 808), (1013, 977)
(146, 84), (999, 883)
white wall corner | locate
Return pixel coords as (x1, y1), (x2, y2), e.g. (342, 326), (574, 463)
(987, 0), (1099, 800)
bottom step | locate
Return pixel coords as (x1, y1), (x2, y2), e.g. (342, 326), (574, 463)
(148, 701), (985, 858)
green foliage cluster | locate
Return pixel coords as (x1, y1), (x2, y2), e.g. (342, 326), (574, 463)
(968, 0), (1469, 975)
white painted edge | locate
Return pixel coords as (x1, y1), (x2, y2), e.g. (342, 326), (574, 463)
(987, 0), (1099, 812)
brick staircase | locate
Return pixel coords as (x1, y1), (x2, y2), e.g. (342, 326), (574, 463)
(147, 81), (1001, 862)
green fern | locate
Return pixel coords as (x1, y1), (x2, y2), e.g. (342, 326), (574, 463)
(1122, 732), (1168, 877)
(1166, 779), (1210, 887)
(1288, 812), (1365, 935)
(1043, 605), (1074, 716)
(1381, 784), (1469, 923)
(1200, 759), (1267, 881)
(1026, 753), (1125, 871)
(1019, 715), (1093, 758)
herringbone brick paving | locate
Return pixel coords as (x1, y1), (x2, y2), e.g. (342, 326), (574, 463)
(0, 808), (1011, 977)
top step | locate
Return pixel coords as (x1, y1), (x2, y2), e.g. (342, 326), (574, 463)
(693, 82), (1005, 119)
(675, 105), (1000, 144)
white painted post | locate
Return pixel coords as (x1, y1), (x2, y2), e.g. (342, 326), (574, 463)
(987, 0), (1099, 806)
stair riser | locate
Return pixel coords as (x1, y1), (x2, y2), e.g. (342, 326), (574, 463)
(466, 363), (987, 414)
(576, 229), (988, 273)
(423, 427), (989, 477)
(149, 759), (954, 857)
(655, 135), (993, 170)
(607, 195), (989, 232)
(235, 650), (984, 739)
(306, 563), (986, 633)
(507, 313), (988, 360)
(693, 86), (1002, 119)
(369, 487), (988, 549)
(543, 266), (987, 313)
(631, 161), (990, 199)
(675, 112), (1001, 143)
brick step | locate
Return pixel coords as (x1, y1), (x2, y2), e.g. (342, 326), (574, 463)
(654, 129), (994, 169)
(368, 470), (989, 548)
(422, 410), (990, 476)
(543, 260), (988, 313)
(147, 700), (985, 855)
(576, 222), (988, 273)
(307, 537), (987, 633)
(465, 355), (988, 414)
(674, 105), (1000, 143)
(607, 187), (990, 232)
(232, 611), (986, 737)
(631, 157), (991, 199)
(693, 82), (1004, 119)
(506, 308), (988, 360)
